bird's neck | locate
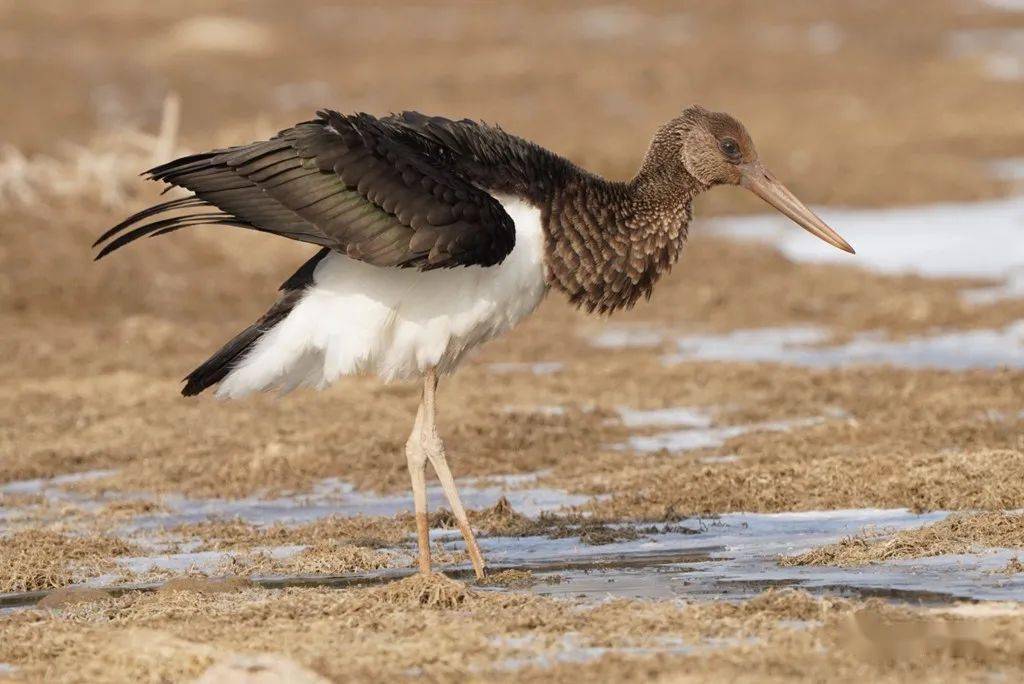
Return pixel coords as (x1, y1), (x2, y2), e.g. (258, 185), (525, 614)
(542, 153), (699, 314)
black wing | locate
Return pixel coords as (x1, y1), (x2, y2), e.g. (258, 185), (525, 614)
(95, 111), (516, 269)
(378, 111), (574, 206)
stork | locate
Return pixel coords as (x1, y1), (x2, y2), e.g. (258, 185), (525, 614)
(96, 106), (853, 579)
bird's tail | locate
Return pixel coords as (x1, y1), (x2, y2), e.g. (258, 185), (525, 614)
(181, 248), (329, 396)
(182, 323), (270, 396)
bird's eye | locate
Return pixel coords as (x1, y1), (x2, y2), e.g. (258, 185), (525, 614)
(719, 138), (740, 159)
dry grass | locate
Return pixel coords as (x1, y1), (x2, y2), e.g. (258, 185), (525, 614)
(0, 530), (138, 593)
(478, 569), (539, 589)
(0, 95), (179, 211)
(219, 542), (397, 577)
(370, 572), (471, 609)
(0, 585), (839, 682)
(4, 353), (1020, 504)
(5, 583), (1024, 683)
(178, 515), (414, 552)
(999, 558), (1024, 575)
(780, 512), (1024, 567)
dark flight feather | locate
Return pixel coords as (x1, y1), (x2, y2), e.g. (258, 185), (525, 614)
(181, 248), (330, 396)
(97, 111), (525, 269)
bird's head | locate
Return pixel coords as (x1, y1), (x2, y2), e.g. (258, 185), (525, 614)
(664, 105), (854, 254)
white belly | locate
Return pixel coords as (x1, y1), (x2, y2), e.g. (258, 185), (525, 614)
(216, 195), (548, 398)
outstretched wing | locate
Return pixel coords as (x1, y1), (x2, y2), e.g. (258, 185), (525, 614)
(95, 110), (516, 269)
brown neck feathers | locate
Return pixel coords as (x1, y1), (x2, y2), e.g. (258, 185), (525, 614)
(542, 126), (700, 313)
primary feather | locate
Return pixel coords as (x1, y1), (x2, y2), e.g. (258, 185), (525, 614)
(95, 110), (521, 269)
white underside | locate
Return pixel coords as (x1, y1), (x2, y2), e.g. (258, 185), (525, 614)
(216, 195), (549, 398)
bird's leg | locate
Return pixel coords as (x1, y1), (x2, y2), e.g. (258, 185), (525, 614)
(420, 368), (486, 579)
(405, 399), (432, 575)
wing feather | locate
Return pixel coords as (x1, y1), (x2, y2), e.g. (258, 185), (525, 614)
(97, 110), (518, 268)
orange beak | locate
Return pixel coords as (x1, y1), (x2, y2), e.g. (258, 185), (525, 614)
(740, 163), (855, 254)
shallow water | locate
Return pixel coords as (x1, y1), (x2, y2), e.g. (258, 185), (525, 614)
(486, 361), (565, 375)
(615, 405), (713, 429)
(0, 469), (122, 524)
(121, 474), (591, 533)
(0, 469), (591, 538)
(706, 194), (1024, 303)
(105, 545), (307, 582)
(476, 509), (1024, 603)
(110, 509), (1024, 605)
(8, 501), (1024, 610)
(592, 323), (1024, 370)
(0, 469), (117, 499)
(5, 468), (1022, 610)
(489, 633), (698, 672)
(948, 28), (1024, 81)
(614, 415), (826, 454)
(981, 0), (1024, 10)
(664, 324), (1024, 370)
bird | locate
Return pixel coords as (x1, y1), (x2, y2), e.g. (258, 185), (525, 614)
(95, 105), (853, 580)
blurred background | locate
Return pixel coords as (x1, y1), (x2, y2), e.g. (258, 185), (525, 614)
(2, 0), (1023, 326)
(1, 0), (1023, 479)
(2, 3), (1024, 679)
(3, 0), (1024, 487)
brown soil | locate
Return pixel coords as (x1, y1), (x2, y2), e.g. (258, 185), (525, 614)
(156, 576), (255, 595)
(36, 588), (116, 610)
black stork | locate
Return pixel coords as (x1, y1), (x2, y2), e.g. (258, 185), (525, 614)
(95, 105), (854, 579)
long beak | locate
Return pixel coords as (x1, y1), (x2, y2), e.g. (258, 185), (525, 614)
(739, 163), (855, 254)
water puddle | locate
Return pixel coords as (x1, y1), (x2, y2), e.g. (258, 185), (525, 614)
(0, 469), (117, 500)
(616, 416), (826, 454)
(982, 0), (1024, 11)
(477, 509), (1024, 604)
(591, 323), (1024, 370)
(609, 405), (831, 454)
(486, 361), (564, 375)
(0, 469), (121, 524)
(615, 406), (713, 429)
(489, 633), (698, 671)
(989, 157), (1024, 185)
(706, 194), (1024, 304)
(0, 469), (590, 538)
(609, 405), (821, 455)
(664, 324), (1024, 370)
(502, 404), (569, 417)
(590, 326), (666, 349)
(111, 545), (305, 579)
(949, 28), (1024, 80)
(127, 473), (589, 533)
(8, 507), (1024, 610)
